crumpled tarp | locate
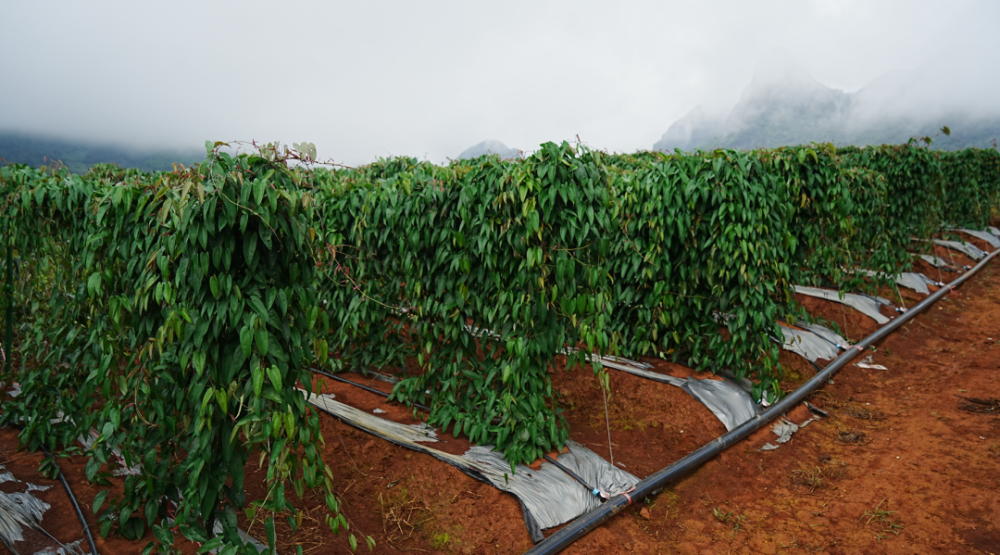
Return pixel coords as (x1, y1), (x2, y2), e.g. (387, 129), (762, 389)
(759, 414), (819, 451)
(681, 378), (761, 431)
(917, 253), (958, 270)
(958, 229), (1000, 249)
(796, 320), (850, 350)
(778, 326), (840, 362)
(301, 391), (638, 542)
(574, 351), (759, 430)
(851, 268), (939, 295)
(793, 285), (890, 325)
(932, 239), (986, 260)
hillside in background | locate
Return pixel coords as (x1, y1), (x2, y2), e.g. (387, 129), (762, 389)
(655, 50), (1000, 152)
(0, 132), (203, 174)
(457, 140), (522, 160)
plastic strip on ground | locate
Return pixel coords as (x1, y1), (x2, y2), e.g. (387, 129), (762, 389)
(796, 321), (850, 350)
(778, 326), (840, 362)
(793, 285), (890, 324)
(852, 269), (940, 295)
(931, 239), (987, 260)
(917, 253), (959, 270)
(957, 229), (1000, 249)
(300, 391), (638, 543)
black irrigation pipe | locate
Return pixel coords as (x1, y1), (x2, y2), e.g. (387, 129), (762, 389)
(309, 367), (432, 413)
(40, 445), (100, 555)
(5, 421), (100, 555)
(525, 246), (1000, 555)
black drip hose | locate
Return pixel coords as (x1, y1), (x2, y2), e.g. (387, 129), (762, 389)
(41, 446), (100, 555)
(524, 246), (1000, 555)
(310, 367), (432, 413)
(6, 422), (100, 555)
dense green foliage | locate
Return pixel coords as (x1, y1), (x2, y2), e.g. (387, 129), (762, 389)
(1, 151), (351, 554)
(0, 140), (997, 553)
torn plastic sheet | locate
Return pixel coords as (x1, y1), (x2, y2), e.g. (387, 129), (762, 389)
(759, 412), (819, 451)
(301, 391), (638, 542)
(852, 269), (940, 295)
(680, 378), (761, 431)
(0, 489), (86, 555)
(567, 349), (685, 387)
(573, 350), (760, 430)
(958, 229), (1000, 249)
(778, 326), (840, 362)
(796, 321), (850, 350)
(917, 253), (959, 270)
(931, 239), (987, 260)
(793, 285), (890, 325)
(991, 226), (1000, 237)
(855, 355), (888, 371)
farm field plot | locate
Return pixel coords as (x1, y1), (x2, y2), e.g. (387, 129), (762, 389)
(2, 252), (998, 554)
(2, 141), (999, 555)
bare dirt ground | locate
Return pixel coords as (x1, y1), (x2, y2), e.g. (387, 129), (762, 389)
(2, 245), (999, 555)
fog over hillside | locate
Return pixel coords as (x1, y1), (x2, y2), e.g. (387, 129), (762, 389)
(457, 140), (521, 160)
(655, 48), (1000, 152)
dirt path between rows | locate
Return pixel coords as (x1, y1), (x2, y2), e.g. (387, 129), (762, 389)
(2, 256), (998, 555)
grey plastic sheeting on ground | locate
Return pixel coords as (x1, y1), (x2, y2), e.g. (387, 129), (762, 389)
(852, 268), (939, 295)
(796, 321), (850, 350)
(759, 414), (819, 451)
(576, 351), (760, 430)
(793, 285), (890, 325)
(932, 239), (987, 260)
(570, 350), (685, 387)
(0, 487), (86, 555)
(917, 253), (958, 270)
(778, 326), (840, 362)
(958, 229), (1000, 249)
(301, 391), (638, 543)
(991, 226), (1000, 237)
(680, 378), (761, 431)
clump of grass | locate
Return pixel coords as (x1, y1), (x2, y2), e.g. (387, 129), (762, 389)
(845, 407), (886, 421)
(859, 498), (905, 542)
(790, 466), (825, 492)
(377, 487), (432, 544)
(958, 396), (1000, 414)
(837, 429), (868, 444)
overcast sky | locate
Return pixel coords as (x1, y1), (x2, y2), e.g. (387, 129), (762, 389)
(2, 0), (997, 165)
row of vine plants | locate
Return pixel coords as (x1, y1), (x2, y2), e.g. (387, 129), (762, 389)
(0, 140), (997, 553)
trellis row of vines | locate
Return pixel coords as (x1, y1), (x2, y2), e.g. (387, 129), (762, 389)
(0, 140), (997, 553)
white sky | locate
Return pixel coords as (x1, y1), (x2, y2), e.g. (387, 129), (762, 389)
(1, 0), (997, 165)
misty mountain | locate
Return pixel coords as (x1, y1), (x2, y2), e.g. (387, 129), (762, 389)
(457, 140), (521, 160)
(656, 50), (1000, 152)
(0, 131), (203, 174)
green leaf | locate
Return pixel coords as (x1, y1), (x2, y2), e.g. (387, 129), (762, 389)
(255, 328), (269, 358)
(193, 351), (207, 376)
(240, 327), (253, 359)
(266, 365), (283, 391)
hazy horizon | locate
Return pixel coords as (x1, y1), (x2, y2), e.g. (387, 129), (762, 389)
(2, 0), (998, 165)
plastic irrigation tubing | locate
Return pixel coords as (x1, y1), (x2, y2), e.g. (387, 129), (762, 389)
(5, 421), (100, 555)
(309, 367), (432, 413)
(41, 445), (100, 555)
(525, 247), (1000, 555)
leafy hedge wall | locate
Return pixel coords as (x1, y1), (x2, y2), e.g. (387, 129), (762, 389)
(1, 141), (998, 553)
